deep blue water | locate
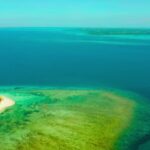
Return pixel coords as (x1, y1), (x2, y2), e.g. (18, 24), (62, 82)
(0, 28), (150, 98)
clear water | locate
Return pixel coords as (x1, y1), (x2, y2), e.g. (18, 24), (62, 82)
(0, 28), (150, 150)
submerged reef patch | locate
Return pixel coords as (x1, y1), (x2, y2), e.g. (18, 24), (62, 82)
(0, 88), (150, 150)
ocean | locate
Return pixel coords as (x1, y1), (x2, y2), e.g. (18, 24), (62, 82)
(0, 28), (150, 150)
(0, 28), (150, 98)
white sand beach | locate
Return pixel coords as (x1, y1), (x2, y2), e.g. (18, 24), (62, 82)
(0, 96), (15, 113)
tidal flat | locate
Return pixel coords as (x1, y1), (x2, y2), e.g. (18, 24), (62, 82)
(0, 87), (150, 150)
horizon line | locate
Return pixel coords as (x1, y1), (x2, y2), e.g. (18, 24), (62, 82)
(0, 26), (150, 29)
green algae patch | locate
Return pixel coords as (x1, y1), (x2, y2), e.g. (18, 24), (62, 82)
(0, 89), (136, 150)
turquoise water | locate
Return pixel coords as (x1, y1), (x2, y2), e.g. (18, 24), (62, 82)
(1, 87), (150, 150)
(0, 28), (150, 98)
(0, 28), (150, 150)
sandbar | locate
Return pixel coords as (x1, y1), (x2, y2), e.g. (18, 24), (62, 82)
(0, 96), (15, 113)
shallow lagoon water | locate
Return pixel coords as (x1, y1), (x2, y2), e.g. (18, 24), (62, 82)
(0, 28), (150, 150)
(0, 87), (150, 150)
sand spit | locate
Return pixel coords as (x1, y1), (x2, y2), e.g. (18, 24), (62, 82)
(0, 96), (15, 113)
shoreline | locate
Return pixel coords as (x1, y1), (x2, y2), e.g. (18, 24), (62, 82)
(0, 96), (15, 113)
